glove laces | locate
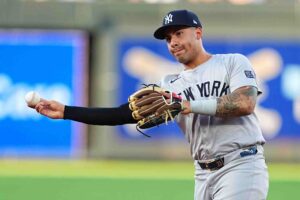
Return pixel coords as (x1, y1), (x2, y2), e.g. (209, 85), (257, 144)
(135, 84), (181, 138)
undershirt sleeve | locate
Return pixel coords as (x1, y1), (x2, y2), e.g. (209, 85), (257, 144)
(63, 103), (137, 125)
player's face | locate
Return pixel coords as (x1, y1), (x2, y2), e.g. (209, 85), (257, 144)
(165, 26), (201, 66)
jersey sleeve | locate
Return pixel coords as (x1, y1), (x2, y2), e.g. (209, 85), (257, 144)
(229, 54), (261, 94)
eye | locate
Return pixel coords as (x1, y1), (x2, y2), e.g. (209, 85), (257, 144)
(165, 36), (171, 43)
(176, 31), (183, 37)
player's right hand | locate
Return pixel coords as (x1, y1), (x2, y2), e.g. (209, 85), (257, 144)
(35, 99), (65, 119)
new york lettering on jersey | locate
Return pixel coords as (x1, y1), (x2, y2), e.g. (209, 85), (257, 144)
(165, 71), (230, 100)
(180, 81), (230, 100)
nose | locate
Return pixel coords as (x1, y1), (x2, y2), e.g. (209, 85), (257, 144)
(170, 36), (179, 48)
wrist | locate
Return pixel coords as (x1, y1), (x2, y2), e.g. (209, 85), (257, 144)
(61, 105), (65, 119)
(190, 99), (217, 116)
(181, 101), (191, 114)
(63, 105), (69, 119)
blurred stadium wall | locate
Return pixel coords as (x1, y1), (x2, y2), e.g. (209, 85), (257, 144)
(0, 0), (299, 161)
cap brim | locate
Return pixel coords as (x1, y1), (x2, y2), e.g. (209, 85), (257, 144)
(154, 24), (199, 40)
(153, 25), (174, 40)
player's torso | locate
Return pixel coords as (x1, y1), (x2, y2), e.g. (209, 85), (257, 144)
(160, 54), (264, 160)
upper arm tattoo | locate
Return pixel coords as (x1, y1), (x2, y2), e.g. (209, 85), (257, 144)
(216, 86), (257, 117)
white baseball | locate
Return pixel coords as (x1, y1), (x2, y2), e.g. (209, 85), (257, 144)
(25, 91), (41, 106)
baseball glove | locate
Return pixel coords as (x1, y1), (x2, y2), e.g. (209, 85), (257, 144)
(128, 84), (183, 137)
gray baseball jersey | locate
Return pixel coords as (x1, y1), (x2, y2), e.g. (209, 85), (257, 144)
(160, 53), (265, 161)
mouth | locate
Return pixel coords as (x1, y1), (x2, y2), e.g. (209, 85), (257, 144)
(172, 48), (184, 56)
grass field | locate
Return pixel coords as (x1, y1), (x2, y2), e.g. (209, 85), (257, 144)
(0, 160), (299, 200)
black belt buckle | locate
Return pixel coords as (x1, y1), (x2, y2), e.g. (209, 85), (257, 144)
(198, 157), (224, 171)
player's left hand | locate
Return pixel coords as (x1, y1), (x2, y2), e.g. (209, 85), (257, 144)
(181, 100), (191, 115)
(160, 91), (191, 115)
(128, 84), (183, 131)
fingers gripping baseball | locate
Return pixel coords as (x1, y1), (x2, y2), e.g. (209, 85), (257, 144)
(35, 100), (65, 119)
(25, 91), (65, 119)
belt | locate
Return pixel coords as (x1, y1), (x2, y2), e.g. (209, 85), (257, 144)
(198, 157), (224, 171)
(197, 145), (258, 171)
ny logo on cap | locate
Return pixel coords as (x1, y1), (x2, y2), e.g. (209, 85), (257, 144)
(164, 14), (173, 24)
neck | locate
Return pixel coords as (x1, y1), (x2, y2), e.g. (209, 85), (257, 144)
(184, 51), (212, 70)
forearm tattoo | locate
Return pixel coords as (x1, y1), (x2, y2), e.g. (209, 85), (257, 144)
(216, 86), (257, 117)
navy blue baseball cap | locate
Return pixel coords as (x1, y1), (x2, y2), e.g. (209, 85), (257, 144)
(154, 9), (202, 40)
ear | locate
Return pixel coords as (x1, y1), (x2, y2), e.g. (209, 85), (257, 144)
(195, 28), (202, 40)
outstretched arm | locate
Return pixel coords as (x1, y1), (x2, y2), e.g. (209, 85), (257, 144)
(34, 99), (137, 125)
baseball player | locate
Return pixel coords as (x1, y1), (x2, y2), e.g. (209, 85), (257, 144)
(33, 9), (269, 200)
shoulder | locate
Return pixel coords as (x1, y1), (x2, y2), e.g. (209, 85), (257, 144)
(215, 53), (249, 62)
(216, 53), (252, 71)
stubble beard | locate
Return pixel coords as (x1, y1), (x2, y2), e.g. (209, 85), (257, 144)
(177, 56), (188, 64)
(175, 52), (192, 65)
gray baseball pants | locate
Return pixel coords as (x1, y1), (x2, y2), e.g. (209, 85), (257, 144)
(194, 145), (269, 200)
